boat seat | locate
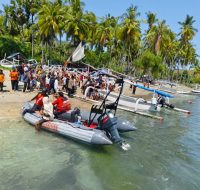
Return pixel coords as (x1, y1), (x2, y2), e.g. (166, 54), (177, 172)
(90, 105), (104, 115)
(56, 110), (78, 122)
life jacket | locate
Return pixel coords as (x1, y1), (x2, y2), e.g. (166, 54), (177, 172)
(61, 99), (71, 112)
(35, 94), (44, 107)
(10, 71), (19, 80)
(53, 97), (71, 112)
(0, 74), (5, 83)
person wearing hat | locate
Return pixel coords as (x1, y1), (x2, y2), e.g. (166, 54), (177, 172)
(52, 91), (71, 117)
(22, 88), (48, 115)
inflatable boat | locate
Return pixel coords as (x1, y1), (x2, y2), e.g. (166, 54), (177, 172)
(57, 110), (136, 132)
(22, 102), (113, 145)
(22, 78), (135, 148)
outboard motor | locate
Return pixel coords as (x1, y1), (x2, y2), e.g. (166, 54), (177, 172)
(157, 96), (166, 107)
(97, 111), (130, 150)
(88, 78), (131, 150)
(157, 95), (175, 109)
(98, 112), (121, 144)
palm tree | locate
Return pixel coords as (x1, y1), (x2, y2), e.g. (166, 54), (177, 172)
(84, 11), (97, 49)
(145, 20), (169, 55)
(178, 15), (197, 45)
(2, 4), (19, 35)
(37, 1), (64, 62)
(119, 5), (141, 72)
(171, 15), (198, 79)
(146, 11), (157, 31)
(64, 0), (88, 46)
(95, 14), (115, 51)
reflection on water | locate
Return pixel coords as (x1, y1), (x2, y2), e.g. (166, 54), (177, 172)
(0, 97), (200, 190)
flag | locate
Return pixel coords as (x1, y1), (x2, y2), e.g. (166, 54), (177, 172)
(73, 42), (82, 56)
(67, 42), (85, 62)
(72, 46), (85, 62)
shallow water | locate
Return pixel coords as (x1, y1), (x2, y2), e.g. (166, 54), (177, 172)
(0, 95), (200, 190)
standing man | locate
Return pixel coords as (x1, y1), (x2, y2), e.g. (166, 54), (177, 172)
(9, 67), (19, 91)
(0, 69), (5, 92)
(23, 67), (31, 92)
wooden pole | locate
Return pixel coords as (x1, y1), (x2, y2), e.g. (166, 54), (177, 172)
(118, 106), (164, 121)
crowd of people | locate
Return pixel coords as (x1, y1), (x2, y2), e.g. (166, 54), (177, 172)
(0, 64), (121, 129)
(1, 64), (117, 97)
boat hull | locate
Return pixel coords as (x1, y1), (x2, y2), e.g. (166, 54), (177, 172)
(22, 103), (112, 145)
(101, 91), (158, 112)
(56, 110), (137, 132)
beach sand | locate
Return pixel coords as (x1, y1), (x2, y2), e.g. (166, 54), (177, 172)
(0, 70), (193, 119)
(0, 71), (91, 119)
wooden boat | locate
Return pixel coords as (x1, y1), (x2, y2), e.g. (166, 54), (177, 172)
(100, 90), (158, 112)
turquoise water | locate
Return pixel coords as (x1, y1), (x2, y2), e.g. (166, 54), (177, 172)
(0, 96), (200, 190)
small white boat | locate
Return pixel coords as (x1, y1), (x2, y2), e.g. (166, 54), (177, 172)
(100, 90), (159, 112)
(84, 86), (158, 112)
(101, 91), (190, 114)
(191, 89), (200, 94)
(0, 59), (17, 69)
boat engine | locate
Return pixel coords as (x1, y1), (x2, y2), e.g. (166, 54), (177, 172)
(97, 112), (122, 144)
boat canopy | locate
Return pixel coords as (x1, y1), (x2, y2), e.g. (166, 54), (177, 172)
(134, 84), (174, 98)
(124, 79), (174, 98)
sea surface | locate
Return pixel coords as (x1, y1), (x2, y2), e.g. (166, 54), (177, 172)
(0, 95), (200, 190)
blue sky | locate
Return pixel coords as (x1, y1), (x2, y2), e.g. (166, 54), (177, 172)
(1, 0), (199, 56)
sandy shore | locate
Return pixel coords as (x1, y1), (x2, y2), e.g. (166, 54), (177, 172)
(0, 70), (193, 119)
(0, 71), (91, 119)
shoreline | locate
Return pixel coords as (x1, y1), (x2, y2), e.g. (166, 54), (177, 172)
(0, 70), (193, 120)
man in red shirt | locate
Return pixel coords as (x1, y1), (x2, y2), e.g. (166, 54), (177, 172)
(22, 88), (48, 115)
(52, 92), (71, 117)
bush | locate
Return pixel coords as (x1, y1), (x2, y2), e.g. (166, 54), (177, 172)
(134, 51), (164, 78)
(0, 35), (31, 59)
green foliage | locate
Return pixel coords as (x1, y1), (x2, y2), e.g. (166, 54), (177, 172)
(134, 51), (164, 78)
(0, 66), (10, 70)
(0, 0), (199, 81)
(191, 76), (200, 84)
(85, 50), (110, 68)
(84, 50), (100, 67)
(0, 35), (31, 59)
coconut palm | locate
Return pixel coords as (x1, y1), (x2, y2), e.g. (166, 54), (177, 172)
(146, 11), (157, 31)
(64, 0), (88, 45)
(178, 15), (198, 45)
(37, 1), (65, 62)
(83, 11), (97, 49)
(95, 15), (115, 51)
(177, 15), (198, 69)
(145, 20), (169, 55)
(119, 5), (141, 71)
(2, 4), (19, 35)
